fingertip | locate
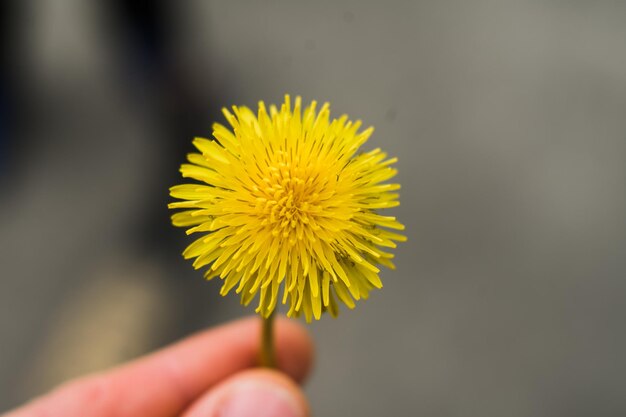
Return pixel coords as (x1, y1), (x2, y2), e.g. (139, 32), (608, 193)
(273, 316), (315, 383)
(182, 369), (310, 417)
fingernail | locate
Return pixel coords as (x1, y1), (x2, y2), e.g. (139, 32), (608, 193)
(219, 382), (303, 417)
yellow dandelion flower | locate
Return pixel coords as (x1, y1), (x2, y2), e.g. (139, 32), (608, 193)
(169, 95), (405, 322)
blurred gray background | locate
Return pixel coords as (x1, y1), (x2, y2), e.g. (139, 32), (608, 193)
(1, 1), (626, 416)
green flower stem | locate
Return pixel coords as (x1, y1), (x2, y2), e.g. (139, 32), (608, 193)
(261, 312), (276, 368)
(260, 312), (276, 368)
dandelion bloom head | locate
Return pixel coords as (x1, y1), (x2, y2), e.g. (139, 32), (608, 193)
(169, 95), (405, 321)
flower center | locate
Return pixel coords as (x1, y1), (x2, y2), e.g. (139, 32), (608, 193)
(253, 157), (323, 241)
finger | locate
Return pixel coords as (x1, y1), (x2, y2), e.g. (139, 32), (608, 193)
(181, 369), (309, 417)
(5, 316), (313, 417)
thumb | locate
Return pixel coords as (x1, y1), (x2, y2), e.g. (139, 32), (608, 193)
(181, 369), (310, 417)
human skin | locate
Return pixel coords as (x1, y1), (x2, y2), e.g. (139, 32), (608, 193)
(3, 316), (314, 417)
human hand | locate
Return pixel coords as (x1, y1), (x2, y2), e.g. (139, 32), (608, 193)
(3, 316), (313, 417)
